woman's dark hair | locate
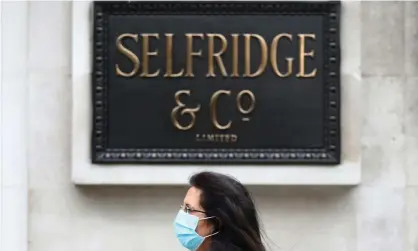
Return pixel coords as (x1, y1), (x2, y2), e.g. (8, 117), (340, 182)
(189, 171), (267, 251)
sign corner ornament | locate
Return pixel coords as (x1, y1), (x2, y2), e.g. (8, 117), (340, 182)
(91, 1), (341, 165)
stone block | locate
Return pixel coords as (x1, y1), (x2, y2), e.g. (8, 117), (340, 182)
(28, 1), (71, 74)
(406, 187), (418, 251)
(405, 2), (418, 76)
(356, 186), (405, 251)
(361, 2), (404, 76)
(28, 73), (72, 189)
(362, 76), (406, 187)
(405, 77), (418, 186)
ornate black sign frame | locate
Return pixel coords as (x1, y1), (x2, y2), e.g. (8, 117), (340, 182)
(92, 1), (341, 165)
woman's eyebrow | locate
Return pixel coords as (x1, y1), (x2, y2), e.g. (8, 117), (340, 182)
(185, 203), (195, 210)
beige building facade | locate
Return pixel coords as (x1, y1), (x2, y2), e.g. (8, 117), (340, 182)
(1, 1), (418, 251)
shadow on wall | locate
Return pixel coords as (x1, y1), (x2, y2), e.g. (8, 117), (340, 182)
(72, 184), (355, 220)
(248, 185), (356, 219)
(62, 185), (356, 250)
(74, 185), (354, 205)
(73, 185), (190, 216)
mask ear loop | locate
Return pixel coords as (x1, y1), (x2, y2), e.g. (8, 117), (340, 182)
(204, 231), (219, 238)
(200, 216), (220, 238)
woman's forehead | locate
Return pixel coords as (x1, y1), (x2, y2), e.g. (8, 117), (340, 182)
(184, 186), (203, 209)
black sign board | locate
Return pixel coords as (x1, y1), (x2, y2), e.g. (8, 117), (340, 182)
(92, 1), (341, 164)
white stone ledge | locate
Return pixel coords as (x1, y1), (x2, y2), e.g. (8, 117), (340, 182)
(71, 0), (361, 185)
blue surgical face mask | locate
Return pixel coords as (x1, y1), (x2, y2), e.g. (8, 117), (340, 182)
(173, 210), (219, 251)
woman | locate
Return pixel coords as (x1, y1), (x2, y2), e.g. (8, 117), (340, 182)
(173, 171), (267, 251)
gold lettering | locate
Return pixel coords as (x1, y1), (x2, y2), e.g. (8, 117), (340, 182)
(231, 134), (238, 142)
(195, 134), (238, 143)
(116, 32), (318, 79)
(231, 34), (239, 77)
(244, 34), (268, 78)
(296, 34), (317, 78)
(236, 90), (256, 115)
(270, 33), (294, 77)
(206, 34), (228, 77)
(141, 33), (160, 77)
(207, 134), (215, 141)
(185, 33), (204, 77)
(171, 90), (200, 130)
(164, 34), (184, 77)
(115, 33), (140, 77)
(210, 90), (232, 130)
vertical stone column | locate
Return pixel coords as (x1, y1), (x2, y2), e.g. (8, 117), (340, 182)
(0, 1), (3, 249)
(0, 2), (29, 251)
(359, 2), (406, 251)
(404, 2), (418, 251)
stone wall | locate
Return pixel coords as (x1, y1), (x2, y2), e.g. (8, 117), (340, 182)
(2, 1), (418, 251)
